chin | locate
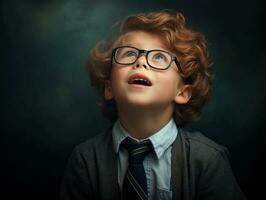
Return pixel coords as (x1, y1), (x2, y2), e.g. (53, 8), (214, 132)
(116, 97), (152, 107)
(122, 98), (166, 109)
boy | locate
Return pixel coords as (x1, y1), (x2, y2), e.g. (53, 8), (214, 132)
(60, 10), (246, 200)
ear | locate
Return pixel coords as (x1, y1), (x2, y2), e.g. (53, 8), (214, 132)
(174, 85), (192, 104)
(104, 80), (113, 100)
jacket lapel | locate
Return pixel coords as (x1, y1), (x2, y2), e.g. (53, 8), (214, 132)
(171, 128), (184, 199)
(98, 127), (121, 199)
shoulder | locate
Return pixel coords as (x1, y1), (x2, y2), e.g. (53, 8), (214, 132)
(176, 128), (233, 183)
(73, 126), (114, 158)
(176, 128), (246, 200)
(179, 128), (230, 162)
(180, 128), (227, 151)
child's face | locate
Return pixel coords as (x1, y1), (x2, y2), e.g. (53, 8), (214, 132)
(105, 31), (191, 111)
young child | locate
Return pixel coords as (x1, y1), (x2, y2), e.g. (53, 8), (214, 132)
(60, 10), (246, 200)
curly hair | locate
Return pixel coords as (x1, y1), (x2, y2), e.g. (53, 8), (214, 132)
(87, 10), (214, 125)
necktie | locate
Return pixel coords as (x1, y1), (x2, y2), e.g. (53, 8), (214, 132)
(121, 137), (153, 200)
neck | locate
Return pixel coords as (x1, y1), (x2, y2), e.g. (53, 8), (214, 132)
(117, 104), (174, 140)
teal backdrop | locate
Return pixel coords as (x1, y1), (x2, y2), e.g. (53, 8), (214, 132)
(1, 0), (265, 199)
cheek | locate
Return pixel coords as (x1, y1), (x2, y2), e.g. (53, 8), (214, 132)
(111, 65), (128, 80)
(158, 73), (180, 91)
(110, 68), (121, 83)
(110, 69), (127, 92)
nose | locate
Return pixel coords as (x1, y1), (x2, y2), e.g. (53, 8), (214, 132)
(134, 54), (150, 70)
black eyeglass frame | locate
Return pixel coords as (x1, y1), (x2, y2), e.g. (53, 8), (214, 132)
(111, 46), (183, 73)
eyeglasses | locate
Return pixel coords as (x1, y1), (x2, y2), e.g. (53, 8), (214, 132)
(111, 46), (182, 72)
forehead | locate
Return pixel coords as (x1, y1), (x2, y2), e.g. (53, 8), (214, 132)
(117, 31), (169, 51)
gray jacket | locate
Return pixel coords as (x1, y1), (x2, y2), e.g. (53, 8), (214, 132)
(60, 127), (246, 200)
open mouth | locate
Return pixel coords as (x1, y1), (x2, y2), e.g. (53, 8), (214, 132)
(128, 74), (152, 86)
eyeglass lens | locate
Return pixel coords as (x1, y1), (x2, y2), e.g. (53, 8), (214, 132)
(115, 47), (172, 69)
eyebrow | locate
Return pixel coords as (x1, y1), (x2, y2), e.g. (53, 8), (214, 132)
(120, 43), (169, 51)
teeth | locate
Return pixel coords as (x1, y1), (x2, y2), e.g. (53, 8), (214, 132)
(135, 79), (147, 82)
(131, 78), (151, 86)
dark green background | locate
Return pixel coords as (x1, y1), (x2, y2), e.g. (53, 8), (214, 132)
(1, 0), (265, 199)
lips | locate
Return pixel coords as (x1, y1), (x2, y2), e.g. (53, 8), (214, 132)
(128, 73), (152, 86)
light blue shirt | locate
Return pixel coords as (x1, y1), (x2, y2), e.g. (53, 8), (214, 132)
(112, 118), (178, 200)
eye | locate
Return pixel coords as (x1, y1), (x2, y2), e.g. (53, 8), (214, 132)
(125, 51), (137, 58)
(153, 53), (167, 61)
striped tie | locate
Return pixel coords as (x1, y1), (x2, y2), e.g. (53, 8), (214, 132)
(121, 137), (153, 200)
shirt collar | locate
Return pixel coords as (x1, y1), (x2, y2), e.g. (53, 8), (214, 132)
(112, 118), (178, 159)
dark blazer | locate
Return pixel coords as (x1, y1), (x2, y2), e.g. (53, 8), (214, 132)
(60, 127), (246, 200)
